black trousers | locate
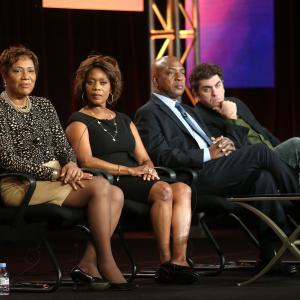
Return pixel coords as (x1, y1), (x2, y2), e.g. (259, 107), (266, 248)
(184, 144), (299, 255)
(196, 143), (299, 196)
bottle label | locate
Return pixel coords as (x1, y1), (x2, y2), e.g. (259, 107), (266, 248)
(0, 278), (9, 285)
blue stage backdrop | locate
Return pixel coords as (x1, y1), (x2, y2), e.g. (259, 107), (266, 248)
(186, 0), (274, 88)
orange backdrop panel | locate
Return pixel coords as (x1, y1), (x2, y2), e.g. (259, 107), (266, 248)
(42, 0), (144, 12)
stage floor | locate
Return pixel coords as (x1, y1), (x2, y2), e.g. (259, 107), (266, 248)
(1, 228), (300, 299)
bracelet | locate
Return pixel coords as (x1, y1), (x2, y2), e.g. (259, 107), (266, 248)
(116, 165), (120, 182)
(51, 169), (59, 181)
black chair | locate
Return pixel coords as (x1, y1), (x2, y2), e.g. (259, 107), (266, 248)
(0, 168), (135, 292)
(0, 171), (83, 292)
(116, 167), (177, 280)
(115, 166), (258, 280)
(173, 167), (260, 276)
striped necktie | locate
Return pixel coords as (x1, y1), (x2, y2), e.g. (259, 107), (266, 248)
(175, 102), (212, 146)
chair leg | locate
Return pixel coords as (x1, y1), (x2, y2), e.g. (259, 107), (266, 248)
(10, 235), (62, 292)
(41, 236), (62, 291)
(192, 215), (226, 276)
(116, 227), (138, 282)
(228, 213), (259, 248)
(287, 213), (298, 228)
(186, 242), (195, 268)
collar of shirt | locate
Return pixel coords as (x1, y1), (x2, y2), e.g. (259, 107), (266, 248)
(153, 93), (184, 117)
(152, 93), (210, 154)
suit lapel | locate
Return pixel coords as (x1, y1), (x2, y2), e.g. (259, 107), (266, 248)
(151, 94), (212, 138)
(232, 98), (274, 142)
(184, 104), (212, 138)
(150, 95), (191, 136)
(235, 100), (257, 130)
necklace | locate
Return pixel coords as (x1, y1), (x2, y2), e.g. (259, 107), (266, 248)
(97, 119), (118, 142)
(1, 91), (32, 113)
(85, 107), (118, 142)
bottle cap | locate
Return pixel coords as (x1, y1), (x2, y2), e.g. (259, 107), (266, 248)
(0, 263), (7, 268)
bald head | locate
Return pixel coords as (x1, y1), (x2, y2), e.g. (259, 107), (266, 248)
(152, 56), (180, 75)
(151, 56), (186, 100)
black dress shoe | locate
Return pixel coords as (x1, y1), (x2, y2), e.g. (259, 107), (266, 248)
(70, 266), (110, 290)
(155, 262), (199, 284)
(172, 264), (200, 284)
(155, 262), (174, 283)
(109, 282), (138, 291)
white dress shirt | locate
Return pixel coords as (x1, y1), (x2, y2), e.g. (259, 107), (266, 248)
(153, 93), (211, 162)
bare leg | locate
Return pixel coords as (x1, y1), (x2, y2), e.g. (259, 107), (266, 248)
(75, 185), (124, 278)
(148, 181), (173, 263)
(63, 177), (126, 283)
(170, 182), (192, 266)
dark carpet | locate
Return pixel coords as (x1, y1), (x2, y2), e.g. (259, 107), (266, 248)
(1, 228), (300, 300)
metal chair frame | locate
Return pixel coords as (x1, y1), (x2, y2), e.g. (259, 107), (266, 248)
(0, 169), (136, 292)
(229, 194), (300, 286)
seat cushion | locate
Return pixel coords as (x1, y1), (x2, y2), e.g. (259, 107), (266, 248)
(0, 204), (85, 227)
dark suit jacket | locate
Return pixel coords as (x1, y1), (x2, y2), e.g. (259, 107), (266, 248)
(135, 94), (212, 169)
(194, 97), (280, 148)
(135, 94), (299, 200)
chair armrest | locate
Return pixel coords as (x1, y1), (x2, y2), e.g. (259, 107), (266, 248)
(81, 168), (114, 183)
(0, 172), (36, 227)
(155, 166), (176, 181)
(228, 193), (300, 202)
(173, 167), (198, 185)
(82, 166), (177, 183)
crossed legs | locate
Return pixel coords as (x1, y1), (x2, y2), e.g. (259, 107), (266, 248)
(196, 143), (299, 195)
(274, 137), (300, 172)
(63, 176), (126, 284)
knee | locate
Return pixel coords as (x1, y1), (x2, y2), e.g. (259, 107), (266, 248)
(172, 182), (192, 199)
(88, 176), (111, 196)
(284, 137), (300, 150)
(177, 182), (191, 195)
(111, 185), (124, 207)
(150, 181), (173, 203)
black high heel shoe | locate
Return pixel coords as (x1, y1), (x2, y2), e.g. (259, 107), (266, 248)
(70, 266), (110, 290)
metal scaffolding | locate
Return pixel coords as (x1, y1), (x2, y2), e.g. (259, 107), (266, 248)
(148, 0), (199, 104)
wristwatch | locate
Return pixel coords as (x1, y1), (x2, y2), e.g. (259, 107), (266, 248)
(51, 169), (59, 181)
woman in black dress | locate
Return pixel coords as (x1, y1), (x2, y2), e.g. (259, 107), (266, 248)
(66, 55), (198, 284)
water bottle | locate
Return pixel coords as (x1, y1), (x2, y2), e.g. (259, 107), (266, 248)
(0, 263), (9, 296)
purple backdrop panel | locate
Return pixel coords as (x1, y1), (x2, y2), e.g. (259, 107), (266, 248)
(186, 0), (274, 88)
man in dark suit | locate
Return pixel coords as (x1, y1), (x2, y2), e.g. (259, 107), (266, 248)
(135, 56), (299, 273)
(190, 63), (300, 176)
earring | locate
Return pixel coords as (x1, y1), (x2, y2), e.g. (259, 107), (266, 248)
(3, 81), (6, 88)
(107, 93), (114, 105)
(81, 91), (88, 106)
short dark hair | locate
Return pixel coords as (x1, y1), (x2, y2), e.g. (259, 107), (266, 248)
(0, 45), (39, 78)
(189, 63), (223, 93)
(74, 54), (122, 107)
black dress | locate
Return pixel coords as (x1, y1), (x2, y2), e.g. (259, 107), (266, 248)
(68, 111), (159, 203)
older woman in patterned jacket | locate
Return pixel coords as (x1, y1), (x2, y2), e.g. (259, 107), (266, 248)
(0, 46), (133, 290)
